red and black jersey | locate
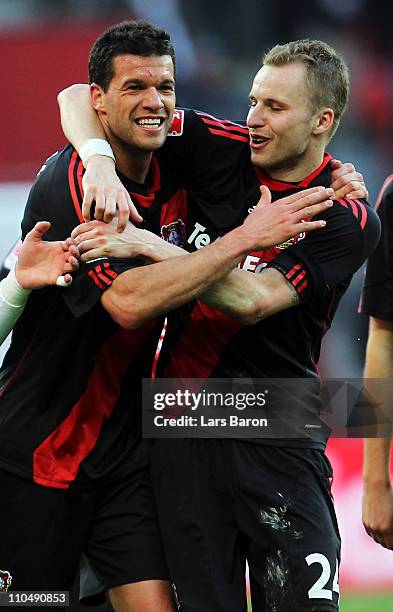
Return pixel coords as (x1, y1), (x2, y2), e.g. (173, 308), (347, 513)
(158, 110), (381, 449)
(359, 175), (393, 320)
(0, 144), (188, 489)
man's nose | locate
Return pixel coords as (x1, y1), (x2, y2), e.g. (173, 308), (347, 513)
(142, 87), (164, 111)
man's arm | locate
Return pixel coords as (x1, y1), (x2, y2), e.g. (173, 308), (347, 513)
(73, 216), (298, 325)
(362, 317), (393, 550)
(96, 186), (332, 328)
(0, 222), (79, 345)
(58, 84), (139, 230)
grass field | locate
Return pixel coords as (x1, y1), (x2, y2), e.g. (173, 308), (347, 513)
(247, 593), (393, 611)
(340, 594), (393, 611)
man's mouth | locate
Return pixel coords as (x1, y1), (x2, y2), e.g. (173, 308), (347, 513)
(250, 134), (271, 147)
(135, 117), (165, 130)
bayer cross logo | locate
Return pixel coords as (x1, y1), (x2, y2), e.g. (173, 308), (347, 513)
(0, 569), (12, 592)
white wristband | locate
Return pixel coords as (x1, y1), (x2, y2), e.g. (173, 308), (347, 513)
(79, 138), (115, 168)
(0, 266), (31, 307)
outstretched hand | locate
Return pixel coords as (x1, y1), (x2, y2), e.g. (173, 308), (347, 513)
(237, 185), (333, 251)
(15, 221), (80, 289)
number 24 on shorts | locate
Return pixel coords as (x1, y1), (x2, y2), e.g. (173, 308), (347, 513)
(306, 554), (340, 602)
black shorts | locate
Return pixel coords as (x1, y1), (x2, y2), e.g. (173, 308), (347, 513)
(0, 465), (169, 609)
(151, 439), (340, 612)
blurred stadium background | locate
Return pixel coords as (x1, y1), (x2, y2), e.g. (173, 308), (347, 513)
(1, 0), (393, 609)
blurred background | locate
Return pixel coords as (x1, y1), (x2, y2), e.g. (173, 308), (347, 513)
(1, 0), (393, 610)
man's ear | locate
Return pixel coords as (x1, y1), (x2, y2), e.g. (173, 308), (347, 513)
(90, 83), (106, 113)
(313, 107), (335, 136)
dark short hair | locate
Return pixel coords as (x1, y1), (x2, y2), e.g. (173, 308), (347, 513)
(89, 20), (176, 91)
(263, 39), (349, 140)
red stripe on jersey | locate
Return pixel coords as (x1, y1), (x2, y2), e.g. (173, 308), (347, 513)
(33, 324), (155, 489)
(97, 272), (112, 286)
(103, 262), (118, 279)
(354, 199), (368, 230)
(201, 117), (249, 135)
(338, 198), (368, 230)
(348, 200), (359, 219)
(196, 111), (248, 132)
(163, 303), (241, 379)
(88, 270), (104, 289)
(68, 151), (84, 223)
(292, 270), (307, 287)
(297, 280), (308, 293)
(285, 262), (302, 280)
(376, 174), (393, 210)
(208, 128), (250, 143)
(77, 157), (84, 201)
(255, 152), (333, 191)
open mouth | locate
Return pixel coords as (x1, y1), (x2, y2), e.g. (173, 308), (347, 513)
(250, 134), (270, 146)
(135, 117), (165, 130)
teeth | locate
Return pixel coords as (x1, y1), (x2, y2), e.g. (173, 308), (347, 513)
(137, 118), (162, 128)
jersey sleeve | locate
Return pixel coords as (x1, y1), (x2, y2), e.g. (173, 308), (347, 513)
(21, 147), (84, 241)
(359, 177), (393, 319)
(62, 257), (147, 318)
(267, 198), (381, 303)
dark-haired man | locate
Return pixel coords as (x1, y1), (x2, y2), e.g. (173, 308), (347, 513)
(61, 36), (379, 611)
(0, 22), (335, 612)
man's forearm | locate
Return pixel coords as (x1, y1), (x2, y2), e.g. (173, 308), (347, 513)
(101, 228), (250, 328)
(58, 84), (104, 150)
(363, 318), (393, 485)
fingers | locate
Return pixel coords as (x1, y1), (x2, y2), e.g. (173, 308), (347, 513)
(82, 186), (95, 222)
(71, 220), (103, 240)
(80, 248), (103, 262)
(76, 238), (104, 254)
(256, 184), (272, 206)
(334, 182), (368, 200)
(55, 275), (73, 287)
(29, 221), (51, 240)
(289, 187), (334, 213)
(94, 188), (106, 221)
(128, 199), (143, 225)
(330, 159), (342, 169)
(116, 191), (131, 233)
(293, 200), (332, 223)
(300, 219), (327, 233)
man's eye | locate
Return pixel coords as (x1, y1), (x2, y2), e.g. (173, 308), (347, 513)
(249, 100), (257, 108)
(271, 107), (283, 112)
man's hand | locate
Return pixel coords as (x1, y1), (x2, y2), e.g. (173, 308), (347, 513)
(72, 216), (185, 263)
(233, 185), (333, 251)
(82, 156), (143, 232)
(15, 221), (80, 289)
(330, 159), (368, 200)
(363, 483), (393, 549)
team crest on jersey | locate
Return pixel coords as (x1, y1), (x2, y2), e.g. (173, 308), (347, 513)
(161, 219), (186, 247)
(276, 231), (306, 250)
(167, 110), (184, 136)
(0, 570), (12, 592)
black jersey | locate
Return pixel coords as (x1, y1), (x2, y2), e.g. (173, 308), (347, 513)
(359, 175), (393, 320)
(158, 110), (381, 448)
(0, 144), (188, 489)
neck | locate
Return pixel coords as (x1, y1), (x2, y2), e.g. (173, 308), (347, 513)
(267, 143), (325, 183)
(103, 126), (152, 184)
